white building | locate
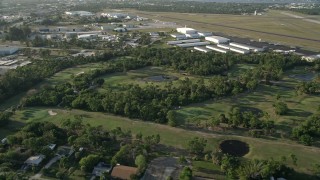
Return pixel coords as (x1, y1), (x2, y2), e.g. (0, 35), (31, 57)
(194, 47), (211, 53)
(176, 42), (210, 48)
(167, 39), (200, 45)
(206, 46), (228, 53)
(230, 47), (250, 54)
(24, 155), (46, 166)
(302, 54), (320, 62)
(176, 27), (197, 34)
(77, 34), (98, 40)
(205, 36), (230, 44)
(217, 44), (231, 50)
(65, 11), (94, 17)
(186, 34), (200, 39)
(170, 34), (187, 40)
(198, 32), (213, 37)
(229, 42), (264, 52)
(0, 47), (19, 56)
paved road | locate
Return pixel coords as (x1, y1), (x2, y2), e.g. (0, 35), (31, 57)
(281, 12), (320, 25)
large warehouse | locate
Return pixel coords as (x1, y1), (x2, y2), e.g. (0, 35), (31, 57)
(176, 27), (197, 34)
(229, 47), (250, 54)
(65, 11), (94, 17)
(176, 42), (210, 48)
(206, 46), (228, 53)
(229, 42), (264, 52)
(194, 47), (211, 53)
(0, 47), (19, 56)
(205, 36), (230, 44)
(167, 39), (200, 45)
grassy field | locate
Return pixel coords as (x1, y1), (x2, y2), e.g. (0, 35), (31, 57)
(5, 106), (320, 175)
(121, 9), (320, 51)
(177, 67), (320, 135)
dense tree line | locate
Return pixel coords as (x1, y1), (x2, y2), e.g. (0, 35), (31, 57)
(0, 51), (119, 103)
(109, 1), (268, 15)
(25, 74), (253, 123)
(295, 80), (320, 95)
(0, 111), (12, 127)
(211, 108), (275, 134)
(5, 26), (31, 41)
(289, 8), (320, 15)
(0, 118), (160, 179)
(292, 112), (320, 146)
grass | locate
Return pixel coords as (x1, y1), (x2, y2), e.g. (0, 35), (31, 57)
(99, 66), (192, 89)
(192, 161), (226, 179)
(177, 67), (320, 135)
(124, 9), (320, 51)
(8, 106), (320, 175)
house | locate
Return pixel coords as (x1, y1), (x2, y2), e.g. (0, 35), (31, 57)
(92, 162), (112, 177)
(24, 155), (46, 166)
(0, 47), (19, 56)
(48, 144), (56, 150)
(1, 138), (7, 144)
(111, 165), (138, 180)
(114, 28), (127, 32)
(56, 146), (74, 157)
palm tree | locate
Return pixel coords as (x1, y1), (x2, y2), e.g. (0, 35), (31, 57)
(237, 159), (265, 180)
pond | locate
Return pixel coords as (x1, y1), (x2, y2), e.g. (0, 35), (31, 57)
(219, 140), (249, 157)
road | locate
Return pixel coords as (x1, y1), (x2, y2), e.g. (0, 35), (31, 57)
(281, 12), (320, 25)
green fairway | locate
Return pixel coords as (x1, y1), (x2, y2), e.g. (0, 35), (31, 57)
(10, 107), (320, 175)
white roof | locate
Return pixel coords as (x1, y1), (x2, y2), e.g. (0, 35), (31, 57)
(25, 155), (46, 165)
(177, 27), (196, 31)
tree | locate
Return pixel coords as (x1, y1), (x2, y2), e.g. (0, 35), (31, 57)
(135, 154), (147, 171)
(187, 137), (207, 155)
(179, 167), (192, 180)
(312, 163), (320, 178)
(167, 110), (178, 127)
(79, 154), (100, 172)
(273, 101), (289, 115)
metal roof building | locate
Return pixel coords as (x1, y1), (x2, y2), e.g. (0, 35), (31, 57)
(176, 42), (210, 48)
(229, 42), (264, 52)
(206, 46), (228, 53)
(167, 39), (200, 45)
(194, 47), (212, 53)
(176, 27), (197, 34)
(205, 36), (230, 44)
(198, 32), (213, 37)
(229, 46), (250, 54)
(0, 47), (19, 56)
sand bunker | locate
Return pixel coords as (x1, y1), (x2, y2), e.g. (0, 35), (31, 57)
(48, 110), (57, 116)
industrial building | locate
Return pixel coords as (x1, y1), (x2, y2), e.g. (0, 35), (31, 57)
(167, 39), (200, 45)
(176, 27), (197, 34)
(0, 47), (19, 56)
(65, 11), (94, 17)
(170, 34), (187, 40)
(217, 44), (231, 50)
(194, 47), (211, 53)
(229, 47), (250, 54)
(229, 42), (264, 52)
(186, 33), (200, 39)
(198, 32), (213, 37)
(176, 42), (210, 48)
(205, 36), (230, 44)
(77, 34), (98, 40)
(206, 46), (228, 53)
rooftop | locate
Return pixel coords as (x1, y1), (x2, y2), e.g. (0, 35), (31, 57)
(111, 165), (138, 180)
